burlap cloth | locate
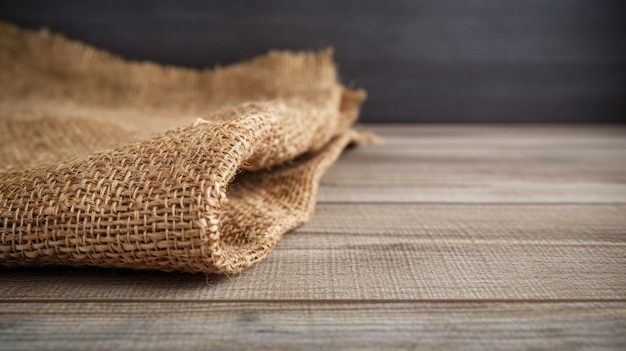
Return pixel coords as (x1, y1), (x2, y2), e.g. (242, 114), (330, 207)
(0, 22), (372, 274)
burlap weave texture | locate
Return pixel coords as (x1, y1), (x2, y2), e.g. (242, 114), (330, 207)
(0, 22), (369, 274)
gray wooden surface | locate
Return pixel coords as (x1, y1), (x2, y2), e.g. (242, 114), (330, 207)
(1, 125), (625, 350)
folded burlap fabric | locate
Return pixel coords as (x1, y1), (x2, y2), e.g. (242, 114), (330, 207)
(0, 22), (371, 274)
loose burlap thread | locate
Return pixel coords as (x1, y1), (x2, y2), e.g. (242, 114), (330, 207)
(0, 22), (371, 274)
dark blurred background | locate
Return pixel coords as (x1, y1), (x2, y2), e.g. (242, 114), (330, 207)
(1, 0), (625, 123)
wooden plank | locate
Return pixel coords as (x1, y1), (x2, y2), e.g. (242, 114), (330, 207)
(0, 301), (624, 350)
(1, 238), (623, 301)
(323, 148), (626, 185)
(298, 204), (626, 240)
(363, 125), (626, 148)
(318, 143), (626, 203)
(1, 204), (624, 301)
(317, 183), (626, 203)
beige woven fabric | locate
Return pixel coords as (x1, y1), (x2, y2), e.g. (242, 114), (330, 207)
(0, 22), (370, 274)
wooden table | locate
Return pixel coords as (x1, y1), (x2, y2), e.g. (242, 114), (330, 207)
(1, 125), (625, 350)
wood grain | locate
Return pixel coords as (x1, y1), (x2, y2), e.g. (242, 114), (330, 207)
(364, 125), (626, 147)
(318, 126), (626, 202)
(1, 302), (624, 351)
(1, 125), (625, 349)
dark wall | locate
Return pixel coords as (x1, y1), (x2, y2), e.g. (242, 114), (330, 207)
(1, 0), (625, 123)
